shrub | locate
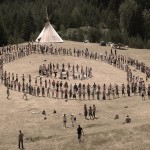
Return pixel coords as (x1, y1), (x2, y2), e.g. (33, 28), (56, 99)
(128, 35), (144, 48)
(146, 40), (150, 49)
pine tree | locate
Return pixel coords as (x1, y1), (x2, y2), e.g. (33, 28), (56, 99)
(22, 10), (36, 41)
(0, 21), (7, 46)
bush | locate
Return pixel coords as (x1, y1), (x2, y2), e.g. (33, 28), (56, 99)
(146, 40), (150, 49)
(76, 29), (84, 42)
(8, 36), (16, 44)
(108, 29), (123, 43)
(88, 28), (101, 43)
(128, 35), (144, 49)
(30, 32), (39, 41)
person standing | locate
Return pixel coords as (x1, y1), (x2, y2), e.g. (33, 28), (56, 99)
(122, 84), (125, 97)
(71, 114), (75, 127)
(18, 130), (24, 149)
(92, 88), (95, 100)
(42, 86), (45, 97)
(60, 88), (64, 99)
(35, 77), (37, 86)
(148, 85), (150, 100)
(40, 77), (42, 87)
(47, 87), (50, 98)
(77, 125), (84, 143)
(64, 88), (68, 100)
(83, 88), (86, 100)
(127, 84), (130, 96)
(97, 90), (100, 100)
(84, 104), (88, 119)
(54, 70), (57, 78)
(7, 87), (10, 99)
(37, 86), (40, 96)
(93, 105), (96, 119)
(73, 89), (77, 100)
(63, 114), (67, 128)
(56, 88), (59, 99)
(141, 90), (145, 100)
(89, 106), (93, 119)
(69, 89), (72, 99)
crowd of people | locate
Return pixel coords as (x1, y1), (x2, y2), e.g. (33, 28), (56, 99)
(2, 71), (150, 101)
(0, 44), (32, 64)
(0, 43), (150, 80)
(0, 43), (150, 101)
(39, 63), (93, 80)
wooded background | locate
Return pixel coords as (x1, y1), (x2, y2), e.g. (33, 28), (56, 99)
(0, 0), (150, 48)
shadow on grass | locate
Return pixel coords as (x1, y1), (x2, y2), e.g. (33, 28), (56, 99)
(26, 135), (53, 142)
(134, 124), (150, 132)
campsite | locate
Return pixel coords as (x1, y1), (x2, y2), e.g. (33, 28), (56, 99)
(0, 0), (150, 150)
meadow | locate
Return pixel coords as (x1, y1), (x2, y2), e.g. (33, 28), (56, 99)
(0, 41), (150, 150)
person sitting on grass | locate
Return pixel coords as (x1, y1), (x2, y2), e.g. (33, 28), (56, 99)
(123, 115), (131, 124)
(114, 114), (119, 120)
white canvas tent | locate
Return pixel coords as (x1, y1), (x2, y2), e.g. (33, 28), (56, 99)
(36, 21), (63, 43)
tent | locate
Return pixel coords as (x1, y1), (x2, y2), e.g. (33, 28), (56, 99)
(36, 21), (63, 43)
(100, 41), (106, 46)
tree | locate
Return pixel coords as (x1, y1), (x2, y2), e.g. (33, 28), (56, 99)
(0, 21), (7, 46)
(106, 10), (119, 30)
(77, 29), (84, 42)
(143, 9), (150, 40)
(22, 10), (36, 41)
(108, 29), (123, 43)
(88, 28), (101, 43)
(119, 0), (144, 38)
(71, 7), (82, 27)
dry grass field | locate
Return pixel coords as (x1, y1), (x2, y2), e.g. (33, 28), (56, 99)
(0, 41), (150, 150)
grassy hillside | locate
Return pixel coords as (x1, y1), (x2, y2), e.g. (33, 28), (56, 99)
(0, 41), (150, 149)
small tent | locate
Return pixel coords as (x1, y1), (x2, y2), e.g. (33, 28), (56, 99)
(36, 21), (63, 43)
(100, 41), (106, 46)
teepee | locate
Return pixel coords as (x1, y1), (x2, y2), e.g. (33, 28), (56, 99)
(36, 8), (63, 43)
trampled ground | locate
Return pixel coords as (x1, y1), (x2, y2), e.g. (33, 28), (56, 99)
(0, 41), (150, 150)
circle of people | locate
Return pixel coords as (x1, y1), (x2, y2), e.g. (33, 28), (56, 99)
(0, 43), (150, 80)
(39, 63), (92, 80)
(0, 43), (150, 101)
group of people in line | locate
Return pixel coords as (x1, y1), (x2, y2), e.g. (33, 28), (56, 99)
(2, 69), (150, 101)
(39, 63), (92, 80)
(0, 43), (150, 80)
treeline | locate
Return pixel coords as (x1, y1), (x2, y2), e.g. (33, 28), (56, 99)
(0, 0), (150, 48)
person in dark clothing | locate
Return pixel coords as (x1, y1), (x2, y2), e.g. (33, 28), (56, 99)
(93, 105), (96, 119)
(123, 115), (131, 124)
(127, 84), (130, 96)
(148, 85), (150, 100)
(89, 106), (93, 119)
(18, 130), (24, 149)
(77, 125), (84, 143)
(42, 86), (45, 97)
(74, 83), (78, 92)
(84, 104), (88, 119)
(60, 81), (63, 88)
(54, 70), (57, 78)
